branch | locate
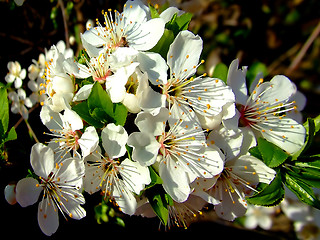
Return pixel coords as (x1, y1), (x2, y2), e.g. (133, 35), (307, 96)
(286, 20), (320, 76)
(58, 0), (70, 49)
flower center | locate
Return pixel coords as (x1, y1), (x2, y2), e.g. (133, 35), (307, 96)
(94, 8), (131, 52)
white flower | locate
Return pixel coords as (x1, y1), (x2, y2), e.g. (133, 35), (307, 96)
(139, 30), (234, 120)
(8, 89), (33, 119)
(67, 47), (140, 105)
(15, 143), (85, 236)
(28, 53), (46, 81)
(244, 204), (276, 230)
(122, 69), (149, 113)
(127, 106), (224, 202)
(42, 45), (75, 112)
(5, 61), (26, 89)
(227, 59), (306, 155)
(40, 106), (99, 158)
(192, 126), (276, 221)
(83, 123), (151, 215)
(81, 0), (165, 55)
(28, 77), (47, 106)
(135, 194), (206, 229)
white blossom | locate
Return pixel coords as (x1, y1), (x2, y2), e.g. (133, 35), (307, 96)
(40, 106), (99, 158)
(139, 30), (234, 122)
(8, 89), (33, 119)
(127, 106), (224, 202)
(227, 59), (306, 155)
(81, 0), (165, 56)
(83, 123), (151, 215)
(15, 143), (85, 236)
(192, 126), (276, 221)
(5, 61), (26, 89)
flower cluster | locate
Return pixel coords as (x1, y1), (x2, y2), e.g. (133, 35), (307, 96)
(6, 0), (308, 236)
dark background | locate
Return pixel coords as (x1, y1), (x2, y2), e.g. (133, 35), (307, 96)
(0, 0), (319, 238)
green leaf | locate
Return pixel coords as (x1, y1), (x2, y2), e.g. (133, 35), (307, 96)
(149, 29), (175, 59)
(4, 127), (17, 143)
(146, 166), (163, 190)
(88, 82), (114, 119)
(247, 169), (284, 206)
(212, 63), (228, 83)
(72, 101), (104, 128)
(87, 82), (128, 126)
(248, 146), (262, 160)
(313, 114), (320, 133)
(113, 103), (127, 126)
(90, 108), (111, 123)
(149, 4), (160, 18)
(0, 87), (9, 134)
(292, 117), (315, 160)
(165, 12), (193, 36)
(284, 171), (320, 210)
(290, 158), (320, 188)
(257, 138), (289, 168)
(146, 185), (172, 225)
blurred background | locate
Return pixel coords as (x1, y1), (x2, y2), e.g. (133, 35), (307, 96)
(0, 0), (319, 238)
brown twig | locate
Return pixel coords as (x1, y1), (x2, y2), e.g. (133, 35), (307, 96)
(13, 103), (39, 129)
(58, 0), (70, 49)
(286, 20), (320, 76)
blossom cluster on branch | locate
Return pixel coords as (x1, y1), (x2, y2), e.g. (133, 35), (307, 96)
(4, 0), (320, 237)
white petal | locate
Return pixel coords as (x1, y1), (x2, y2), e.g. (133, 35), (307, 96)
(80, 28), (106, 48)
(211, 180), (248, 221)
(24, 97), (33, 108)
(227, 59), (248, 106)
(73, 84), (93, 102)
(137, 52), (168, 85)
(122, 93), (140, 113)
(167, 30), (202, 80)
(112, 181), (137, 215)
(80, 31), (103, 57)
(127, 17), (165, 52)
(4, 184), (17, 205)
(40, 105), (63, 131)
(37, 199), (59, 236)
(134, 107), (168, 135)
(207, 125), (243, 160)
(119, 158), (151, 195)
(244, 215), (258, 229)
(101, 123), (128, 159)
(30, 143), (54, 178)
(17, 88), (26, 100)
(63, 108), (83, 132)
(56, 157), (84, 189)
(258, 214), (273, 230)
(201, 145), (225, 177)
(266, 75), (296, 103)
(138, 80), (166, 114)
(19, 68), (27, 80)
(227, 155), (276, 184)
(127, 132), (161, 166)
(160, 7), (185, 23)
(122, 0), (149, 26)
(52, 74), (74, 94)
(78, 126), (99, 158)
(60, 189), (86, 220)
(14, 78), (23, 89)
(159, 157), (191, 202)
(260, 117), (306, 155)
(16, 178), (42, 207)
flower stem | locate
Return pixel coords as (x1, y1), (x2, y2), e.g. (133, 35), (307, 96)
(24, 118), (39, 143)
